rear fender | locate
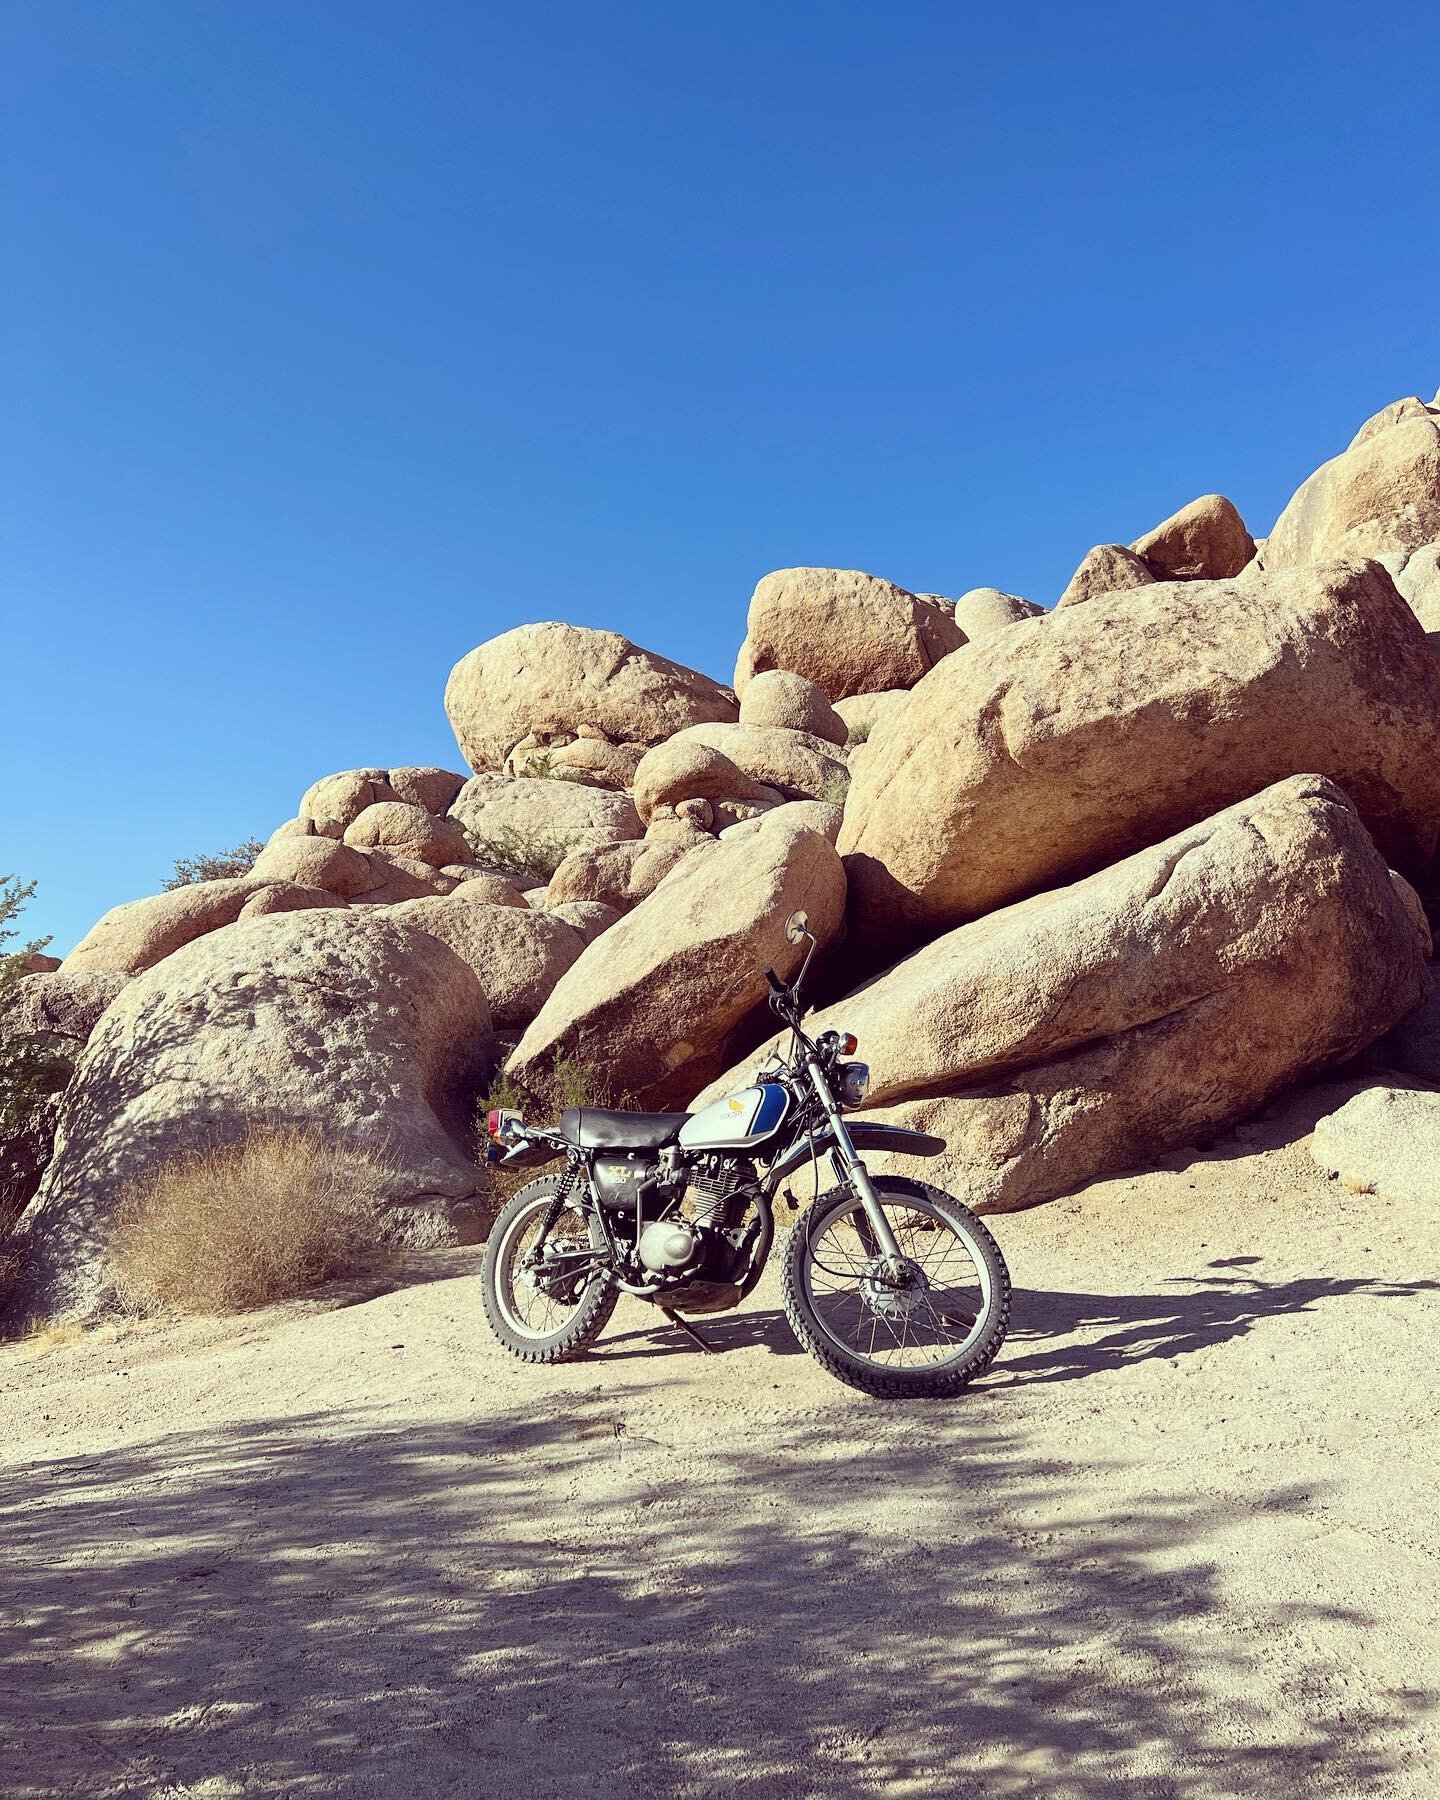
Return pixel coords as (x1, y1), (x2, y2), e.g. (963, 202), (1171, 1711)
(489, 1138), (565, 1171)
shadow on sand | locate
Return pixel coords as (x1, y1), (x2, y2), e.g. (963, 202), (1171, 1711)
(999, 1260), (1440, 1388)
(588, 1258), (1440, 1394)
(3, 1333), (1434, 1797)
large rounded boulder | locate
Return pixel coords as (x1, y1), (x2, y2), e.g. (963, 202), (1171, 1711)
(299, 769), (399, 827)
(631, 736), (781, 826)
(1056, 544), (1155, 609)
(5, 971), (130, 1056)
(448, 775), (642, 878)
(840, 559), (1440, 953)
(733, 568), (964, 701)
(951, 589), (1044, 639)
(508, 811), (847, 1107)
(634, 723), (848, 824)
(1309, 1086), (1440, 1203)
(546, 837), (700, 915)
(5, 912), (496, 1324)
(343, 801), (472, 868)
(833, 689), (911, 747)
(531, 738), (647, 791)
(1263, 396), (1440, 569)
(444, 622), (736, 773)
(62, 878), (284, 976)
(737, 670), (847, 745)
(386, 765), (466, 813)
(1391, 543), (1440, 645)
(1130, 493), (1256, 581)
(704, 777), (1429, 1213)
(379, 897), (586, 1030)
(1, 972), (133, 1223)
(250, 836), (378, 898)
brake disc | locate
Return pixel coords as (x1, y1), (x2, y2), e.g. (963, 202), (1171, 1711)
(860, 1255), (929, 1320)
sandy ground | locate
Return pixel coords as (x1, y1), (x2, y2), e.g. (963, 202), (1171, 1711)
(2, 1074), (1437, 1800)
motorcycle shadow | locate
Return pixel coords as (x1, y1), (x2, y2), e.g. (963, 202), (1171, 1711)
(590, 1304), (805, 1360)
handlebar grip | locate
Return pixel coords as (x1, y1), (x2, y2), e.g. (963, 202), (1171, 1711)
(762, 964), (786, 996)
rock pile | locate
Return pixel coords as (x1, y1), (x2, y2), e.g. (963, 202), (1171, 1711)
(8, 387), (1440, 1321)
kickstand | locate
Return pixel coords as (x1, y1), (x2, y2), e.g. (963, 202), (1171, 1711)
(667, 1312), (718, 1355)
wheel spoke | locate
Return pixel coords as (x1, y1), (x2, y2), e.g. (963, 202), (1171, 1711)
(497, 1199), (599, 1341)
(801, 1191), (991, 1373)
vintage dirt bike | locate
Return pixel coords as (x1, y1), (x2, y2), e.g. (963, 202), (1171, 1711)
(480, 911), (1011, 1398)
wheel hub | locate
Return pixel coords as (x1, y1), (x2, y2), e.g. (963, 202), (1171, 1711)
(521, 1236), (589, 1298)
(860, 1255), (928, 1320)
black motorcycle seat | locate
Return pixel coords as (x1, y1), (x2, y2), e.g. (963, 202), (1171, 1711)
(559, 1106), (687, 1150)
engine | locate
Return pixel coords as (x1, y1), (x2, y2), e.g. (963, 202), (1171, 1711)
(635, 1157), (755, 1308)
(687, 1158), (749, 1230)
(637, 1218), (706, 1274)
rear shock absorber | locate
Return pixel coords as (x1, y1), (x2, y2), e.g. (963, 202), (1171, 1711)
(534, 1163), (580, 1240)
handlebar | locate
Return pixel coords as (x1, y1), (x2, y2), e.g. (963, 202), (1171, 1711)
(762, 964), (787, 997)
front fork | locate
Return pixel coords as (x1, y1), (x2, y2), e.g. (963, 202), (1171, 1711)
(806, 1057), (907, 1276)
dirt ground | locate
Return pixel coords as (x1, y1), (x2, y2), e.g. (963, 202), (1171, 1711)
(2, 1074), (1437, 1799)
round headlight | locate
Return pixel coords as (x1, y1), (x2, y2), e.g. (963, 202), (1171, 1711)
(838, 1062), (871, 1105)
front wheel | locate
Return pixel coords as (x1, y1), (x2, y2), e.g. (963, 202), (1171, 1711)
(781, 1175), (1010, 1398)
(481, 1176), (617, 1364)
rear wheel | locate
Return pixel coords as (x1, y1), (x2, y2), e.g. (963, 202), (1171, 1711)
(782, 1175), (1010, 1398)
(481, 1176), (617, 1364)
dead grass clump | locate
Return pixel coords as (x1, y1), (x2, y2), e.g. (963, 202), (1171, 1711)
(23, 1321), (85, 1357)
(110, 1127), (393, 1315)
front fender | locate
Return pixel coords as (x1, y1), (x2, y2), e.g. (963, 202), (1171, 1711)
(765, 1121), (946, 1187)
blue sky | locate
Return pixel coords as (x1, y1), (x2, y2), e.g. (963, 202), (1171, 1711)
(4, 1), (1438, 953)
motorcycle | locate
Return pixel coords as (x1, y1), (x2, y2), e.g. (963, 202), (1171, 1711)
(480, 909), (1011, 1398)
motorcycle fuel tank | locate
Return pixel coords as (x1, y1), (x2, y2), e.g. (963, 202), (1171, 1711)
(678, 1083), (789, 1151)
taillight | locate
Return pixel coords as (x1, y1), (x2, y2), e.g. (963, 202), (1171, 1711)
(488, 1108), (525, 1144)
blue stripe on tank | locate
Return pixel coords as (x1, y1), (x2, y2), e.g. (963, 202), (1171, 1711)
(753, 1083), (788, 1136)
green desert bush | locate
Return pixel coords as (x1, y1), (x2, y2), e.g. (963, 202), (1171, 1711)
(464, 823), (580, 884)
(162, 837), (265, 891)
(478, 1054), (604, 1136)
(477, 1055), (606, 1206)
(110, 1127), (392, 1315)
(515, 749), (588, 785)
(0, 876), (68, 1240)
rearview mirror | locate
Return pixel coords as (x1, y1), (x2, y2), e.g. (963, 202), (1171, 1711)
(784, 909), (811, 945)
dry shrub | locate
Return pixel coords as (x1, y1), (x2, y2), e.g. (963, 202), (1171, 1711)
(111, 1127), (393, 1315)
(0, 1241), (20, 1311)
(22, 1321), (84, 1357)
